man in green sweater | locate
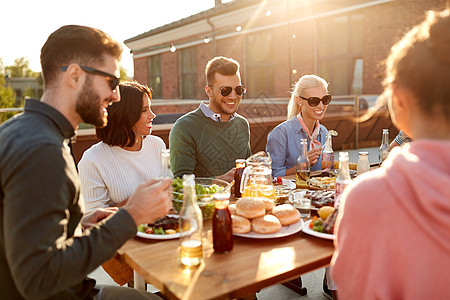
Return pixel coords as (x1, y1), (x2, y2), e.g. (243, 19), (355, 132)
(169, 56), (252, 181)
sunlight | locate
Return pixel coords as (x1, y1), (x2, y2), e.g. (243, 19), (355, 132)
(256, 247), (296, 279)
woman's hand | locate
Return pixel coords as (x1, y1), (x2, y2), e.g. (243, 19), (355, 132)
(308, 147), (323, 166)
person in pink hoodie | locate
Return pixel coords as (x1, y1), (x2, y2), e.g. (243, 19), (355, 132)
(331, 9), (450, 300)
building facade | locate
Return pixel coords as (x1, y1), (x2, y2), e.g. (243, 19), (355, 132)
(125, 0), (447, 100)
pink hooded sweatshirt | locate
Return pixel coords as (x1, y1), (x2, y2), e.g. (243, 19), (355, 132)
(331, 140), (450, 299)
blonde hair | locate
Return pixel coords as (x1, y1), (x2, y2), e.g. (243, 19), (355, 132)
(287, 74), (328, 120)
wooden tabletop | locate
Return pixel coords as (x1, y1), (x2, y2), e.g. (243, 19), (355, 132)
(122, 219), (334, 300)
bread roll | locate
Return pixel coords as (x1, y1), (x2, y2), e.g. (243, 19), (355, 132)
(228, 203), (237, 215)
(254, 197), (274, 212)
(251, 215), (282, 234)
(231, 215), (251, 233)
(271, 204), (301, 226)
(236, 198), (265, 219)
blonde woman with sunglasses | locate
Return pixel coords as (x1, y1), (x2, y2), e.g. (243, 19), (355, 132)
(266, 74), (332, 177)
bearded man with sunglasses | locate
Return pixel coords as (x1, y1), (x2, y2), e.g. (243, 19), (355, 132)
(0, 25), (172, 299)
(169, 56), (252, 181)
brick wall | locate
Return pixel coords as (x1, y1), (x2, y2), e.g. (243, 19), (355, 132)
(362, 0), (448, 94)
(161, 51), (179, 99)
(131, 0), (447, 100)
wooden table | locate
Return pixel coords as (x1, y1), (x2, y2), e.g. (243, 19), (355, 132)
(120, 219), (334, 300)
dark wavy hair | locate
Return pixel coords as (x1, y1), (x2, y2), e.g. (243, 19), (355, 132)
(96, 81), (152, 147)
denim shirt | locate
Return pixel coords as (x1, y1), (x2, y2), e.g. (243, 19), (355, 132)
(266, 116), (328, 177)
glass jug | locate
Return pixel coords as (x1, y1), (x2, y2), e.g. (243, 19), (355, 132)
(240, 151), (276, 201)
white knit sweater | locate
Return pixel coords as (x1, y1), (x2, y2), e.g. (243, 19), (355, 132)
(78, 135), (166, 213)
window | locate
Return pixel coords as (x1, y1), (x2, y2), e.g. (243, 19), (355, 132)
(179, 47), (197, 99)
(317, 15), (364, 95)
(246, 31), (275, 98)
(148, 55), (162, 98)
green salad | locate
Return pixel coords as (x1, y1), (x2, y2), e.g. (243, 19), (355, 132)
(172, 177), (224, 219)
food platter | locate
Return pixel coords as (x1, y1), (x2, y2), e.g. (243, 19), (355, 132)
(136, 214), (184, 240)
(233, 219), (304, 239)
(274, 178), (296, 190)
(302, 220), (335, 240)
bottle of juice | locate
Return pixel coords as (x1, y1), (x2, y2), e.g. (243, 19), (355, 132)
(334, 152), (352, 208)
(212, 193), (233, 253)
(179, 174), (203, 267)
(296, 138), (310, 189)
(234, 159), (246, 198)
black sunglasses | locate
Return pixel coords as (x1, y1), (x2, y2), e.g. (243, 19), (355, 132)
(211, 85), (247, 97)
(299, 94), (332, 107)
(60, 65), (120, 90)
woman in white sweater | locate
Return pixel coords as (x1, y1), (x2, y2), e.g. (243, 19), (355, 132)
(79, 81), (166, 213)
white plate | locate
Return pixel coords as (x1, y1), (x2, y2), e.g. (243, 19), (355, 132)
(136, 214), (184, 240)
(302, 220), (335, 240)
(274, 178), (296, 190)
(233, 219), (304, 239)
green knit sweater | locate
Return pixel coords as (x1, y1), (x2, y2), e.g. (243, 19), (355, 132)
(169, 108), (252, 178)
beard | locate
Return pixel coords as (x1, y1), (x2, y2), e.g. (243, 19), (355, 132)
(209, 92), (239, 116)
(75, 79), (109, 128)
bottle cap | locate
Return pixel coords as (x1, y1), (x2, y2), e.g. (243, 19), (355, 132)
(182, 174), (195, 186)
(339, 152), (349, 159)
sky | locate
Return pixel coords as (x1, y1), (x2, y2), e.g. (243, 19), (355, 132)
(1, 0), (222, 77)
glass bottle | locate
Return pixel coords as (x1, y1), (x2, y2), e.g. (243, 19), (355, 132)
(334, 152), (352, 208)
(159, 149), (174, 179)
(234, 159), (246, 198)
(296, 138), (310, 189)
(379, 129), (390, 163)
(356, 151), (370, 176)
(321, 131), (335, 175)
(212, 193), (233, 253)
(179, 174), (203, 267)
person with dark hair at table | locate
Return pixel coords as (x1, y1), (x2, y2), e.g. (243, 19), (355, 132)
(331, 9), (450, 299)
(0, 25), (171, 299)
(169, 56), (251, 181)
(79, 81), (166, 214)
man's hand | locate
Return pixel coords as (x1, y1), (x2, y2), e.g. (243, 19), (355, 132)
(82, 207), (119, 229)
(123, 178), (173, 226)
(308, 147), (323, 166)
(215, 168), (235, 183)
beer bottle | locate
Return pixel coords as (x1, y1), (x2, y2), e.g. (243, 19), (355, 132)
(159, 149), (174, 179)
(379, 129), (390, 163)
(212, 193), (233, 253)
(296, 138), (310, 189)
(334, 152), (352, 208)
(321, 131), (334, 175)
(179, 174), (203, 267)
(234, 159), (246, 198)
